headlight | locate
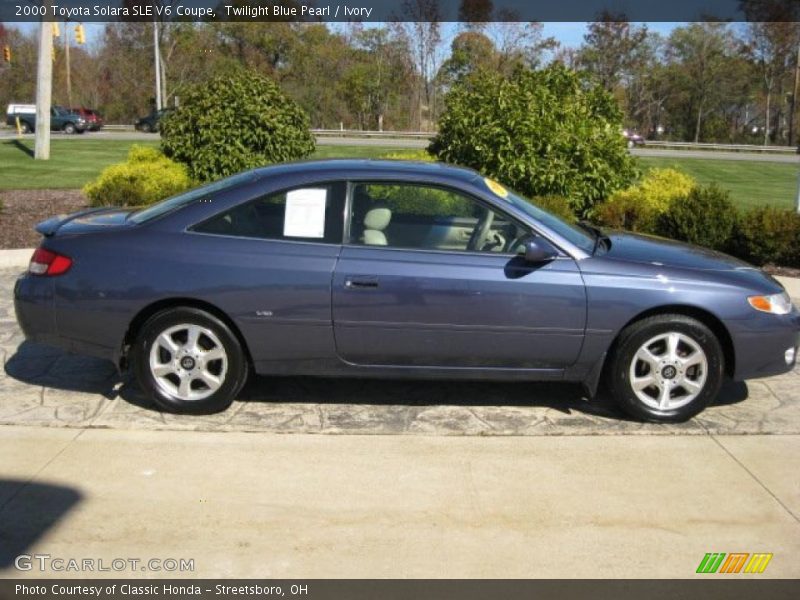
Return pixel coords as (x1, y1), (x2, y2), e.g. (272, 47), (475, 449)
(748, 292), (793, 315)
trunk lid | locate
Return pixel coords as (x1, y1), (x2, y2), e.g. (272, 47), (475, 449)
(35, 207), (135, 237)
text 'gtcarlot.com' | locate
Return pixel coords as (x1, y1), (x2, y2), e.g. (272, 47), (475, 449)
(14, 554), (194, 572)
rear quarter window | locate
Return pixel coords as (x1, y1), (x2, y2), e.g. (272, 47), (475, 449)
(191, 182), (346, 244)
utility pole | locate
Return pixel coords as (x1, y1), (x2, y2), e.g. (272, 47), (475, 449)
(34, 18), (53, 160)
(153, 19), (162, 110)
(790, 44), (800, 147)
(65, 22), (72, 107)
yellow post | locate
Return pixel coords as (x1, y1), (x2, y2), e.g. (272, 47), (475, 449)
(15, 116), (21, 136)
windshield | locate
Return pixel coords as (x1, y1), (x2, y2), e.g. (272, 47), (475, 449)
(481, 180), (595, 254)
(129, 171), (259, 224)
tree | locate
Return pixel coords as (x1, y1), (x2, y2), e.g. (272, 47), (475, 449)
(666, 23), (739, 143)
(578, 17), (649, 92)
(429, 65), (638, 216)
(393, 0), (443, 129)
(745, 22), (799, 144)
(0, 26), (38, 112)
(438, 30), (497, 86)
(160, 70), (315, 182)
(343, 27), (414, 130)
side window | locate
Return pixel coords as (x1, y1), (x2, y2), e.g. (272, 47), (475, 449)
(349, 182), (530, 254)
(192, 182), (345, 244)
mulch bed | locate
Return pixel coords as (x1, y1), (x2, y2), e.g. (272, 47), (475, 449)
(0, 189), (89, 249)
(1, 188), (799, 279)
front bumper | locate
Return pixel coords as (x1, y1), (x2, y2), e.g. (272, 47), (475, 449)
(731, 310), (800, 380)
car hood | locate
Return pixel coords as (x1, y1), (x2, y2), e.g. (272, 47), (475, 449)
(36, 207), (136, 237)
(602, 230), (753, 272)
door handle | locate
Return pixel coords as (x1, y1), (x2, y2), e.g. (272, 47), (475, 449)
(344, 277), (379, 289)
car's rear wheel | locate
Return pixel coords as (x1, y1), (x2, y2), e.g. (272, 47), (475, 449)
(133, 307), (248, 414)
(19, 121), (31, 133)
(607, 315), (724, 422)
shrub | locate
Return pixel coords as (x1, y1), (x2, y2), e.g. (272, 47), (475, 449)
(429, 65), (638, 216)
(83, 145), (192, 207)
(656, 184), (738, 251)
(736, 206), (800, 268)
(594, 188), (659, 232)
(628, 168), (696, 213)
(380, 149), (434, 161)
(529, 195), (577, 223)
(594, 168), (696, 233)
(160, 70), (315, 182)
(368, 183), (473, 217)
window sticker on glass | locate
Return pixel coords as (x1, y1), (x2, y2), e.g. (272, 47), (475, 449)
(283, 188), (327, 238)
(483, 177), (509, 199)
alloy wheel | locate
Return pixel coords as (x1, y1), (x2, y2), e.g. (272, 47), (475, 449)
(148, 323), (228, 401)
(628, 332), (708, 411)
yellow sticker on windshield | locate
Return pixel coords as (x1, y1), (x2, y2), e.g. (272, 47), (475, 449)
(484, 177), (509, 199)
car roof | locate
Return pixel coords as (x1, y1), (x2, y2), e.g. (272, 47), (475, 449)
(250, 159), (482, 185)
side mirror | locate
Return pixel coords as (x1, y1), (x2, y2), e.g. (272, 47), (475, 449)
(520, 235), (558, 264)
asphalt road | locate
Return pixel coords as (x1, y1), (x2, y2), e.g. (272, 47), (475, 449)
(2, 129), (799, 163)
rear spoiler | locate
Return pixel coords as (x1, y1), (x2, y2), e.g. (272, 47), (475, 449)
(35, 207), (117, 237)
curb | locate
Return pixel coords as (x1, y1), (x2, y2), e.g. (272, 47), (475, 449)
(0, 248), (33, 268)
(778, 275), (800, 299)
(0, 247), (798, 297)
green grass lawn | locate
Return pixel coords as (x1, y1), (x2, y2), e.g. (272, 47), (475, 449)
(1, 137), (796, 212)
(637, 156), (797, 211)
(0, 138), (159, 190)
(0, 139), (400, 191)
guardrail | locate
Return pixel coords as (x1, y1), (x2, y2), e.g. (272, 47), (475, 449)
(312, 128), (432, 139)
(312, 130), (798, 153)
(28, 124), (800, 155)
(638, 140), (797, 154)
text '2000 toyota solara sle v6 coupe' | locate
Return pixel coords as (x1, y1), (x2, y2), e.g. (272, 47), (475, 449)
(14, 160), (800, 421)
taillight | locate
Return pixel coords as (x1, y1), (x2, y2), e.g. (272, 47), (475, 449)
(29, 247), (72, 276)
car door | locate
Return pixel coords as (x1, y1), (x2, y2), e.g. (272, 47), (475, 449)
(331, 181), (587, 370)
(185, 180), (347, 373)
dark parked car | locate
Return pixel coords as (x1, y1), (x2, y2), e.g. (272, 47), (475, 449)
(6, 105), (86, 134)
(623, 130), (645, 148)
(14, 160), (799, 421)
(70, 107), (104, 131)
(134, 108), (172, 132)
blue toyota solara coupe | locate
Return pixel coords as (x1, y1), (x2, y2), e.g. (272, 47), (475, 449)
(14, 160), (800, 421)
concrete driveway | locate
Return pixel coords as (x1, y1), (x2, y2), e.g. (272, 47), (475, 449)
(0, 264), (798, 436)
(0, 265), (799, 578)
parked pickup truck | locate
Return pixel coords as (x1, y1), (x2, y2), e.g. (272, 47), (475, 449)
(5, 104), (87, 134)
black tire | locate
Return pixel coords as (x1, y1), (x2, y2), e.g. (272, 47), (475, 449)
(133, 307), (248, 414)
(19, 121), (31, 134)
(142, 122), (153, 133)
(607, 314), (724, 422)
(63, 122), (76, 134)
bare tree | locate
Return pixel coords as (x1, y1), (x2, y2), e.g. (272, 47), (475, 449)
(393, 0), (442, 130)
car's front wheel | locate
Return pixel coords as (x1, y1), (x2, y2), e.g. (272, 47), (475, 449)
(63, 123), (76, 134)
(133, 307), (248, 414)
(607, 315), (724, 422)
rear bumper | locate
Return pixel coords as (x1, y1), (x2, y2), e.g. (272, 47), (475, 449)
(14, 274), (115, 362)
